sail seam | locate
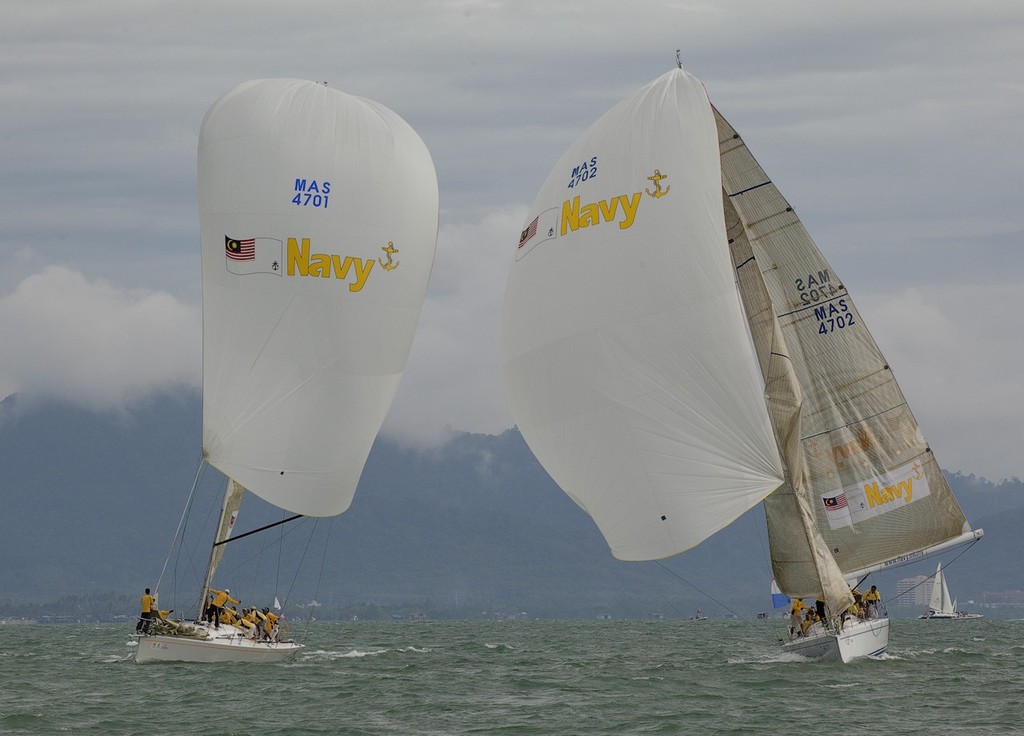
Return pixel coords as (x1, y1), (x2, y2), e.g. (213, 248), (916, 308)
(799, 402), (912, 442)
(776, 293), (851, 320)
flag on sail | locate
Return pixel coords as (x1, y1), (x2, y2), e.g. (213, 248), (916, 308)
(224, 235), (283, 276)
(514, 207), (559, 260)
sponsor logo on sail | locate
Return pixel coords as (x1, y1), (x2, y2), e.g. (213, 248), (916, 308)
(516, 169), (670, 262)
(821, 460), (931, 530)
(225, 235), (392, 293)
(560, 168), (669, 236)
(286, 237), (379, 292)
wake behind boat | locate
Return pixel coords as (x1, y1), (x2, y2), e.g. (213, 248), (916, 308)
(133, 79), (438, 663)
(501, 60), (982, 664)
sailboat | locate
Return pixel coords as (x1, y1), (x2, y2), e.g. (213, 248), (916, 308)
(133, 79), (439, 663)
(501, 63), (983, 663)
(919, 562), (984, 619)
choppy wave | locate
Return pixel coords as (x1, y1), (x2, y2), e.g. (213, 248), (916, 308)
(1, 619), (1021, 735)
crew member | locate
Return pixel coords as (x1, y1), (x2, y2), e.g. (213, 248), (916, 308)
(137, 588), (156, 633)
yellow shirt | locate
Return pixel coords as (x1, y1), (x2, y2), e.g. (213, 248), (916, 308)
(141, 594), (155, 614)
(211, 589), (239, 607)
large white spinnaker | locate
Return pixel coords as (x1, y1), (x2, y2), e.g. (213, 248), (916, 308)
(199, 79), (439, 518)
(502, 68), (783, 561)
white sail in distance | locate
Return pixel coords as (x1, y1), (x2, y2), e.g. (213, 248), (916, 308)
(198, 79), (439, 517)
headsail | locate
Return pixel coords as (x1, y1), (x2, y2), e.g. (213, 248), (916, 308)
(502, 68), (784, 561)
(198, 79), (439, 518)
(715, 109), (978, 600)
(199, 477), (246, 608)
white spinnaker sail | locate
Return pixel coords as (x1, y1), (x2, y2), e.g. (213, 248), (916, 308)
(715, 109), (973, 597)
(502, 68), (784, 561)
(199, 79), (438, 517)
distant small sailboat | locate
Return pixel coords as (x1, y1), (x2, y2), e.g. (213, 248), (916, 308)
(919, 562), (984, 620)
(502, 63), (983, 664)
(133, 79), (438, 663)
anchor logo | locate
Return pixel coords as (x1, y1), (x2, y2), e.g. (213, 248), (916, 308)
(645, 169), (670, 198)
(378, 241), (400, 271)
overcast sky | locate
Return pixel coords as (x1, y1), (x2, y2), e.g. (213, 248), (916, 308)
(2, 1), (1022, 481)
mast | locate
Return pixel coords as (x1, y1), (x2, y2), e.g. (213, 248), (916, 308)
(198, 477), (246, 618)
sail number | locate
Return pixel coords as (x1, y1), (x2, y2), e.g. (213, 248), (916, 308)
(292, 179), (331, 208)
(567, 157), (598, 188)
(796, 269), (842, 306)
(814, 299), (856, 334)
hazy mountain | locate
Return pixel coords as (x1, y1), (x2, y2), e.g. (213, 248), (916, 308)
(1, 394), (1021, 618)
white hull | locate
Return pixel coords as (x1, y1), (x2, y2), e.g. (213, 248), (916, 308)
(781, 617), (889, 663)
(920, 612), (984, 620)
(133, 622), (303, 663)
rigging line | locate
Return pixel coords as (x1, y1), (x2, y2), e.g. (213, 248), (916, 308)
(652, 560), (764, 637)
(275, 509), (285, 600)
(305, 516), (335, 636)
(156, 458), (206, 595)
(885, 539), (983, 605)
(221, 515), (309, 575)
(282, 515), (319, 613)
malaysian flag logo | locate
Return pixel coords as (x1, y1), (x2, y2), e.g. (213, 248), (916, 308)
(514, 207), (559, 261)
(223, 235), (283, 276)
(519, 217), (539, 248)
(225, 236), (256, 261)
(823, 493), (849, 510)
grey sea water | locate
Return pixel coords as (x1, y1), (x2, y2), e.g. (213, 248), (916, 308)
(1, 618), (1021, 735)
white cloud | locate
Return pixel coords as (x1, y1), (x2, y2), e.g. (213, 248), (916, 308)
(0, 266), (200, 409)
(382, 210), (523, 446)
(1, 0), (1022, 480)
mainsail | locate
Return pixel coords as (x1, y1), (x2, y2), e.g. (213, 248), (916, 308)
(198, 79), (439, 519)
(716, 109), (978, 606)
(503, 66), (980, 626)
